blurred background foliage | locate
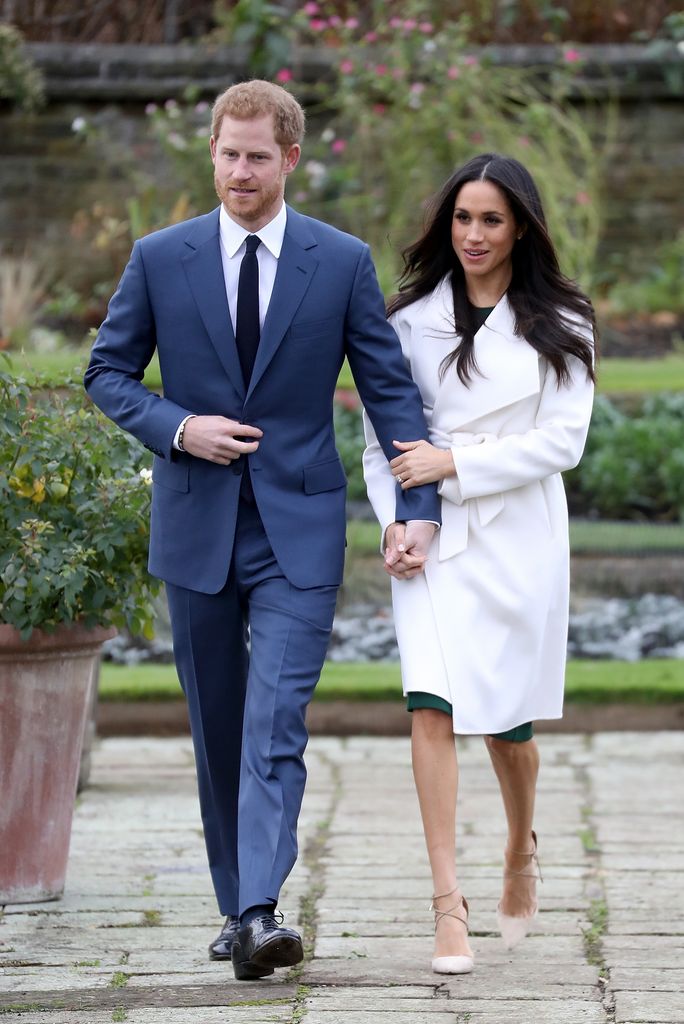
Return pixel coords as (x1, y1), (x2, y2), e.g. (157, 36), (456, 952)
(9, 0), (684, 45)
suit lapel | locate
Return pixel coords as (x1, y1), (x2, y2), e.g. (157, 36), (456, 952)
(181, 209), (246, 397)
(246, 207), (319, 399)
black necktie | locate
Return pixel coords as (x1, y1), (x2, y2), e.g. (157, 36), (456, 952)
(235, 234), (262, 387)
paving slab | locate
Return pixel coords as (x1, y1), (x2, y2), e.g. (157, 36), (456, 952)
(1, 731), (683, 1023)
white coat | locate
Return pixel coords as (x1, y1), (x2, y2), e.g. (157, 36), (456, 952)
(362, 279), (595, 734)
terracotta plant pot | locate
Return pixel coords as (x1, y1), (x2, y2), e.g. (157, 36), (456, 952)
(0, 622), (116, 903)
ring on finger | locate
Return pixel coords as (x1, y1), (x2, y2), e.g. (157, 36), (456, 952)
(397, 474), (403, 483)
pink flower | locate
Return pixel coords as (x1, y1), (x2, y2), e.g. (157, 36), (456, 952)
(403, 19), (417, 30)
(373, 103), (387, 115)
(419, 21), (434, 33)
(464, 55), (479, 66)
(410, 82), (425, 94)
(563, 48), (582, 63)
(331, 139), (347, 154)
(447, 66), (460, 79)
(392, 67), (405, 79)
(575, 191), (590, 205)
(303, 1), (319, 12)
(329, 15), (342, 27)
(309, 18), (326, 30)
(389, 17), (403, 28)
(294, 190), (309, 203)
(340, 59), (354, 74)
(518, 135), (530, 146)
(470, 131), (484, 144)
(375, 63), (388, 76)
(145, 102), (158, 115)
(276, 68), (293, 82)
(345, 17), (359, 29)
(364, 31), (378, 42)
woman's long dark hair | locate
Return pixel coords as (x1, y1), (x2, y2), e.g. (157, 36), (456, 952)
(387, 153), (597, 386)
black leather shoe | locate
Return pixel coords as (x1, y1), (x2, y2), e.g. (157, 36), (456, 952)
(208, 916), (239, 961)
(209, 917), (274, 978)
(232, 914), (303, 980)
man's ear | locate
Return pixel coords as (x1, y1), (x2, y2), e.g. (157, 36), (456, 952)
(209, 136), (217, 163)
(282, 143), (301, 176)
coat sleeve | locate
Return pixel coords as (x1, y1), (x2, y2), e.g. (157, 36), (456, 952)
(439, 348), (594, 505)
(361, 310), (410, 544)
(84, 241), (193, 460)
(345, 247), (440, 526)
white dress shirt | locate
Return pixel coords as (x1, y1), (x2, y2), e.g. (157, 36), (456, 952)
(173, 203), (287, 449)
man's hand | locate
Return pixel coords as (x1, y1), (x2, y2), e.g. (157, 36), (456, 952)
(181, 416), (262, 464)
(383, 521), (431, 581)
(390, 439), (455, 488)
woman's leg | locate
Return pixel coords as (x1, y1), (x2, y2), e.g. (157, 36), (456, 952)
(484, 735), (540, 917)
(411, 708), (473, 959)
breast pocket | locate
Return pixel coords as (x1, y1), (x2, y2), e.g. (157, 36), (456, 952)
(289, 317), (339, 341)
(303, 457), (347, 494)
(152, 457), (189, 493)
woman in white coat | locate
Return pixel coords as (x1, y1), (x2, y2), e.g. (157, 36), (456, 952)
(363, 154), (596, 974)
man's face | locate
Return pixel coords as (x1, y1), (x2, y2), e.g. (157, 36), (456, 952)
(210, 114), (300, 230)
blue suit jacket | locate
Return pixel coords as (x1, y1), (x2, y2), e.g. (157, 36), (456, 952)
(85, 205), (440, 592)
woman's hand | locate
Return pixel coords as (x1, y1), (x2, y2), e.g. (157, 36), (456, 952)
(390, 440), (455, 489)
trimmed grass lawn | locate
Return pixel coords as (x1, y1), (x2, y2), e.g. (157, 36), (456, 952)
(99, 658), (684, 704)
(347, 517), (684, 556)
(8, 349), (684, 397)
(338, 354), (684, 395)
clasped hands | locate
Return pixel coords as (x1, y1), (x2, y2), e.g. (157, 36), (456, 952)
(181, 415), (262, 464)
(383, 439), (454, 580)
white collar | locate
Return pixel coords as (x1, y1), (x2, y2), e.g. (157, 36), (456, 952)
(219, 203), (287, 259)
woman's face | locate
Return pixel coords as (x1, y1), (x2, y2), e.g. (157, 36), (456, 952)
(451, 179), (519, 291)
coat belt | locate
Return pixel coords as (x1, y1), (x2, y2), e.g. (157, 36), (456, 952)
(429, 428), (504, 560)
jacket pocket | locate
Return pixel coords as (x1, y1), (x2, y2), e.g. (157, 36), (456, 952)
(303, 457), (347, 494)
(289, 316), (338, 340)
(152, 456), (189, 493)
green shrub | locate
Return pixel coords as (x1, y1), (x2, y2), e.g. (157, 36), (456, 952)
(607, 231), (684, 314)
(565, 393), (684, 521)
(0, 370), (159, 638)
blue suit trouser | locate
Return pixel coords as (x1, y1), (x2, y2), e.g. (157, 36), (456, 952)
(165, 497), (338, 916)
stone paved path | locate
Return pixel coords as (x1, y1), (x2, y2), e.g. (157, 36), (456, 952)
(1, 732), (683, 1023)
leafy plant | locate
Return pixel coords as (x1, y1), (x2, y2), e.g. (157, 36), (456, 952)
(289, 1), (608, 287)
(0, 254), (46, 347)
(0, 369), (159, 639)
(210, 0), (296, 77)
(565, 393), (684, 521)
(0, 23), (44, 111)
(606, 230), (684, 315)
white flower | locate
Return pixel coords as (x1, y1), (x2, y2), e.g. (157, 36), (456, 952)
(139, 468), (153, 484)
(167, 132), (188, 151)
(423, 40), (436, 52)
(320, 128), (335, 143)
(71, 116), (87, 133)
(305, 160), (327, 187)
(677, 40), (684, 56)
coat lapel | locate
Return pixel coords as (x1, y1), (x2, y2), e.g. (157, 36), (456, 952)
(181, 209), (246, 398)
(246, 207), (319, 399)
(431, 288), (541, 430)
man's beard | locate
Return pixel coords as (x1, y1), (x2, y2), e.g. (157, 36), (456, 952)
(215, 173), (283, 224)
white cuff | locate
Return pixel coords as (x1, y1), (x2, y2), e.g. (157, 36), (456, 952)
(173, 414), (195, 451)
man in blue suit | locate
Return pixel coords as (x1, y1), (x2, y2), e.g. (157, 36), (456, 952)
(86, 80), (439, 980)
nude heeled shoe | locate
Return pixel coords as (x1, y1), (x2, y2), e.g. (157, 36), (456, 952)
(430, 887), (474, 974)
(496, 829), (543, 950)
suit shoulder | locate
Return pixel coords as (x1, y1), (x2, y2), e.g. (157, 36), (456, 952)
(136, 210), (217, 254)
(289, 209), (367, 253)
